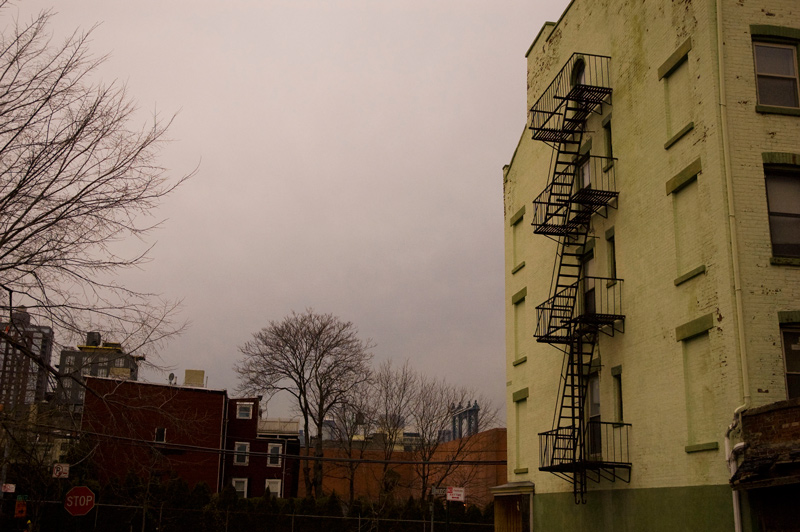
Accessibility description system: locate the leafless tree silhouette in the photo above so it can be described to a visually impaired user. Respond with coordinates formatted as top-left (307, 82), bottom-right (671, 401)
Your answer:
top-left (236, 309), bottom-right (373, 498)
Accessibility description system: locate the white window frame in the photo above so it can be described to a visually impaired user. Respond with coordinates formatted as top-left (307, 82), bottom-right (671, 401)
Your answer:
top-left (114, 357), bottom-right (126, 368)
top-left (233, 442), bottom-right (250, 466)
top-left (753, 41), bottom-right (800, 109)
top-left (232, 478), bottom-right (248, 499)
top-left (236, 402), bottom-right (253, 420)
top-left (265, 479), bottom-right (282, 498)
top-left (267, 442), bottom-right (282, 467)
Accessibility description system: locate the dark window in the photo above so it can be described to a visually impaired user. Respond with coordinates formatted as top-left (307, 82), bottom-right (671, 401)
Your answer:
top-left (587, 373), bottom-right (601, 456)
top-left (765, 166), bottom-right (800, 257)
top-left (614, 373), bottom-right (624, 422)
top-left (234, 442), bottom-right (250, 465)
top-left (581, 249), bottom-right (596, 315)
top-left (268, 443), bottom-right (282, 467)
top-left (155, 427), bottom-right (166, 443)
top-left (237, 403), bottom-right (253, 419)
top-left (607, 235), bottom-right (617, 280)
top-left (604, 121), bottom-right (613, 159)
top-left (782, 327), bottom-right (800, 399)
top-left (754, 43), bottom-right (800, 108)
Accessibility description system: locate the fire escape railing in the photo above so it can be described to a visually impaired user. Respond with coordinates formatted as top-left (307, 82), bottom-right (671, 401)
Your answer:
top-left (530, 53), bottom-right (612, 145)
top-left (535, 277), bottom-right (624, 343)
top-left (531, 155), bottom-right (618, 236)
top-left (539, 421), bottom-right (632, 473)
top-left (526, 53), bottom-right (629, 504)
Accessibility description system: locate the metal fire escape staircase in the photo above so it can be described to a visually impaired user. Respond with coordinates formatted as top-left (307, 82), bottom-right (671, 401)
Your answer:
top-left (528, 54), bottom-right (630, 504)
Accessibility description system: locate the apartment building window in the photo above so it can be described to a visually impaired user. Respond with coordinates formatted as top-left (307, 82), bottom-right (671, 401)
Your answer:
top-left (612, 366), bottom-right (624, 422)
top-left (580, 249), bottom-right (596, 316)
top-left (765, 166), bottom-right (800, 258)
top-left (97, 368), bottom-right (108, 378)
top-left (232, 478), bottom-right (248, 499)
top-left (781, 326), bottom-right (800, 399)
top-left (587, 373), bottom-right (601, 457)
top-left (267, 443), bottom-right (282, 467)
top-left (265, 479), bottom-right (282, 497)
top-left (234, 442), bottom-right (250, 466)
top-left (578, 156), bottom-right (592, 189)
top-left (155, 427), bottom-right (166, 443)
top-left (603, 118), bottom-right (613, 160)
top-left (753, 42), bottom-right (799, 109)
top-left (237, 402), bottom-right (253, 419)
top-left (606, 229), bottom-right (617, 281)
top-left (114, 357), bottom-right (126, 368)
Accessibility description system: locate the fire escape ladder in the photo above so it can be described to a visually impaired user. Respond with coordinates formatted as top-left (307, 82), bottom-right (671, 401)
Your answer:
top-left (529, 53), bottom-right (631, 503)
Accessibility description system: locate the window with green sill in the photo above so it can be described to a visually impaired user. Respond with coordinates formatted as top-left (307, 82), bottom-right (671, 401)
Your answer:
top-left (754, 42), bottom-right (800, 109)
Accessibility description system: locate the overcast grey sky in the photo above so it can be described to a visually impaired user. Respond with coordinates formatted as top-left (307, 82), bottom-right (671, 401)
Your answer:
top-left (11, 0), bottom-right (569, 421)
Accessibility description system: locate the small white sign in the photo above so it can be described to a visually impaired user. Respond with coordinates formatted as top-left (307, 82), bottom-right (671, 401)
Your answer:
top-left (1, 484), bottom-right (15, 493)
top-left (446, 486), bottom-right (465, 502)
top-left (53, 463), bottom-right (70, 479)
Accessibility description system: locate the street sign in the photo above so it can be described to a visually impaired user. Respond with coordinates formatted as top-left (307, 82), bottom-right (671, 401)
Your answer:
top-left (1, 483), bottom-right (15, 493)
top-left (446, 486), bottom-right (465, 502)
top-left (430, 486), bottom-right (447, 497)
top-left (53, 463), bottom-right (70, 479)
top-left (64, 486), bottom-right (95, 516)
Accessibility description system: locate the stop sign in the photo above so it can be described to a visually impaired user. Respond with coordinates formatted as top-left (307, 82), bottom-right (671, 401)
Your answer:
top-left (64, 486), bottom-right (95, 516)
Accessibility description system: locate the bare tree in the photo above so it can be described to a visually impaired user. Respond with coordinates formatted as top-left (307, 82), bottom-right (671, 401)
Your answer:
top-left (406, 376), bottom-right (499, 500)
top-left (236, 310), bottom-right (373, 498)
top-left (327, 378), bottom-right (376, 505)
top-left (0, 5), bottom-right (188, 363)
top-left (372, 359), bottom-right (416, 499)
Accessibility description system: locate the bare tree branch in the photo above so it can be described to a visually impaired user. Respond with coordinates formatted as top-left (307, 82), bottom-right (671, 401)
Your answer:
top-left (235, 309), bottom-right (373, 498)
top-left (0, 5), bottom-right (190, 360)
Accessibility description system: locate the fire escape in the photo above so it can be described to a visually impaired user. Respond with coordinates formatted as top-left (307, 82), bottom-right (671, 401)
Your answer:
top-left (528, 53), bottom-right (631, 504)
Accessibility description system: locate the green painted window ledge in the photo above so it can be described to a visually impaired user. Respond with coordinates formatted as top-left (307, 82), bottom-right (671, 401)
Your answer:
top-left (756, 105), bottom-right (800, 117)
top-left (513, 356), bottom-right (527, 367)
top-left (674, 265), bottom-right (706, 286)
top-left (771, 257), bottom-right (800, 267)
top-left (512, 261), bottom-right (525, 275)
top-left (685, 442), bottom-right (719, 453)
top-left (664, 122), bottom-right (694, 150)
top-left (676, 313), bottom-right (714, 342)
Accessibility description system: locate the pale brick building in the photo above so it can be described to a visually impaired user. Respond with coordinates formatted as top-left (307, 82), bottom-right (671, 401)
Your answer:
top-left (496, 1), bottom-right (800, 530)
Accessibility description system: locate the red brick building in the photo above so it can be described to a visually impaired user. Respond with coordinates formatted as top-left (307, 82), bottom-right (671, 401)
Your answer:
top-left (82, 379), bottom-right (301, 497)
top-left (82, 377), bottom-right (227, 491)
top-left (298, 428), bottom-right (506, 507)
top-left (226, 398), bottom-right (301, 499)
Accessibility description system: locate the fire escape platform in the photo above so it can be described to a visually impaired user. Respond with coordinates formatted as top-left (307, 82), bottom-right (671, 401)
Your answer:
top-left (526, 53), bottom-right (628, 502)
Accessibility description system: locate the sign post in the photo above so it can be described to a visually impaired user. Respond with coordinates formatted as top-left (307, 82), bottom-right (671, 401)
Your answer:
top-left (64, 486), bottom-right (95, 516)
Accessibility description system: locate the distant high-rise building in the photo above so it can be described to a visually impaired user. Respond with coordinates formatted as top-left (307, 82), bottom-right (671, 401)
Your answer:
top-left (56, 332), bottom-right (141, 414)
top-left (0, 307), bottom-right (54, 412)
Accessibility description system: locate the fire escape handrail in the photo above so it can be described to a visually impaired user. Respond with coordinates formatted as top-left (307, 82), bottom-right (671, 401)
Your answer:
top-left (529, 53), bottom-right (613, 140)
